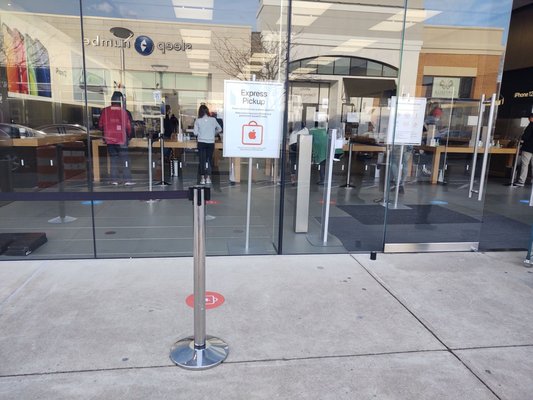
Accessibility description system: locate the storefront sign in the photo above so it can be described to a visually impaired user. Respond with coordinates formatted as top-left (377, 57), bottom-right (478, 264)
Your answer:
top-left (223, 80), bottom-right (284, 158)
top-left (386, 96), bottom-right (426, 145)
top-left (514, 91), bottom-right (533, 98)
top-left (432, 77), bottom-right (460, 99)
top-left (83, 34), bottom-right (192, 55)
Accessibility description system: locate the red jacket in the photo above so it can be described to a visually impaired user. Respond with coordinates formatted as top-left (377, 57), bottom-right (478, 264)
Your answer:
top-left (99, 105), bottom-right (131, 145)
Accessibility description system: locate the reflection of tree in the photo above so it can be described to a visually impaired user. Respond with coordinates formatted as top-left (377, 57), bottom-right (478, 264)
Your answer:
top-left (213, 31), bottom-right (289, 81)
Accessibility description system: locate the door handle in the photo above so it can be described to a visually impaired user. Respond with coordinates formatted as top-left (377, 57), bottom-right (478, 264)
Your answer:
top-left (478, 93), bottom-right (497, 201)
top-left (469, 94), bottom-right (485, 198)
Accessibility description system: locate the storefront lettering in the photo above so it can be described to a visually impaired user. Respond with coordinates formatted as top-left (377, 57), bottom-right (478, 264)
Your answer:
top-left (241, 89), bottom-right (268, 105)
top-left (83, 35), bottom-right (192, 54)
top-left (157, 41), bottom-right (192, 54)
top-left (83, 35), bottom-right (131, 48)
top-left (514, 91), bottom-right (533, 98)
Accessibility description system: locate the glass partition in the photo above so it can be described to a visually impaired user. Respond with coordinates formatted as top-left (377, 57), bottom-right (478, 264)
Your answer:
top-left (0, 4), bottom-right (94, 259)
top-left (80, 0), bottom-right (288, 257)
top-left (0, 0), bottom-right (518, 259)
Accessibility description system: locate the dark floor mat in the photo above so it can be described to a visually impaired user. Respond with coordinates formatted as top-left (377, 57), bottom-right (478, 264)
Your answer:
top-left (337, 204), bottom-right (480, 225)
top-left (479, 213), bottom-right (531, 251)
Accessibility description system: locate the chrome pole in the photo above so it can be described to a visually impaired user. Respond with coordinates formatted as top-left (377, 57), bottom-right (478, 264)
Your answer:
top-left (193, 187), bottom-right (206, 347)
top-left (245, 157), bottom-right (253, 252)
top-left (170, 186), bottom-right (229, 370)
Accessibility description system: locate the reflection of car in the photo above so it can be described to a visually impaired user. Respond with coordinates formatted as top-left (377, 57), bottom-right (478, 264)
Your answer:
top-left (36, 124), bottom-right (87, 135)
top-left (0, 123), bottom-right (45, 138)
top-left (0, 129), bottom-right (13, 147)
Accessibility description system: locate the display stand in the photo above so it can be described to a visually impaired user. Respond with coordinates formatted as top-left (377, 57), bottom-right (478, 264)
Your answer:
top-left (307, 130), bottom-right (343, 247)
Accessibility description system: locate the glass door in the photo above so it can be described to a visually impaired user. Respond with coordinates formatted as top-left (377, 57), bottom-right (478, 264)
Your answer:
top-left (384, 94), bottom-right (499, 251)
top-left (383, 0), bottom-right (513, 252)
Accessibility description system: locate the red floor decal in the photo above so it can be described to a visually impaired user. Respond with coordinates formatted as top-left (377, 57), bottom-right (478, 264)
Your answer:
top-left (186, 291), bottom-right (225, 309)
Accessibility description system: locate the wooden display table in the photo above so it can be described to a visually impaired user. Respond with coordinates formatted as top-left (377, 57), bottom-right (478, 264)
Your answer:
top-left (419, 145), bottom-right (517, 184)
top-left (12, 134), bottom-right (87, 147)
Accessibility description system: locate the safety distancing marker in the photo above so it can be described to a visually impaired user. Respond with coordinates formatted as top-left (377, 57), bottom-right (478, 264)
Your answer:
top-left (319, 199), bottom-right (336, 205)
top-left (206, 200), bottom-right (221, 205)
top-left (186, 291), bottom-right (225, 309)
top-left (81, 200), bottom-right (103, 205)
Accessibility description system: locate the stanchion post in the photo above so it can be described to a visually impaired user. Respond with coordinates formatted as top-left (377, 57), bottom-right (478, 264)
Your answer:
top-left (48, 144), bottom-right (77, 224)
top-left (170, 186), bottom-right (229, 370)
top-left (340, 141), bottom-right (354, 188)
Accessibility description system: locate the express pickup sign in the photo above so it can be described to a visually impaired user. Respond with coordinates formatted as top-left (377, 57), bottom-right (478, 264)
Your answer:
top-left (223, 80), bottom-right (283, 158)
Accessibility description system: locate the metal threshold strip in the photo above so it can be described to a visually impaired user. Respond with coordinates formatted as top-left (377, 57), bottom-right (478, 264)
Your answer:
top-left (384, 242), bottom-right (479, 253)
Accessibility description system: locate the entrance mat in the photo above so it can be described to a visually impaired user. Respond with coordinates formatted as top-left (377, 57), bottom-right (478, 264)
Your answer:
top-left (479, 213), bottom-right (530, 251)
top-left (0, 233), bottom-right (48, 256)
top-left (337, 204), bottom-right (480, 225)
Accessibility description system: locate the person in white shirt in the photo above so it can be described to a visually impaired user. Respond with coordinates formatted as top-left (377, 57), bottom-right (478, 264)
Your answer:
top-left (194, 104), bottom-right (222, 185)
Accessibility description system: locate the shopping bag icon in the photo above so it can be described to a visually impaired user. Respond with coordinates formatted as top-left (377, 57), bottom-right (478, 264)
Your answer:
top-left (242, 121), bottom-right (263, 145)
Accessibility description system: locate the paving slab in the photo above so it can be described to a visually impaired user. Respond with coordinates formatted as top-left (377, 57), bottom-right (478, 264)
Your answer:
top-left (0, 261), bottom-right (43, 304)
top-left (0, 352), bottom-right (497, 400)
top-left (0, 255), bottom-right (443, 376)
top-left (352, 252), bottom-right (533, 348)
top-left (456, 346), bottom-right (533, 400)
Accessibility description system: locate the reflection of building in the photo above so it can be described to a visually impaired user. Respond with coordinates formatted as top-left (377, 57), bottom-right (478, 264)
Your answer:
top-left (0, 11), bottom-right (252, 129)
top-left (258, 0), bottom-right (504, 137)
top-left (0, 6), bottom-right (506, 134)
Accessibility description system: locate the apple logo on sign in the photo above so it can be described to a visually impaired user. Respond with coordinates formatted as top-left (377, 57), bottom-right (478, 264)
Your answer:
top-left (249, 130), bottom-right (256, 140)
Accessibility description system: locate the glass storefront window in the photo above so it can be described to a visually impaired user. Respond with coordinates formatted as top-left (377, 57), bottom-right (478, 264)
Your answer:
top-left (0, 0), bottom-right (523, 259)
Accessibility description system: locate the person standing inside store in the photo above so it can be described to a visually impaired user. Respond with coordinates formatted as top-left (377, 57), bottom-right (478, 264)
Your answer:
top-left (194, 104), bottom-right (221, 185)
top-left (99, 91), bottom-right (134, 185)
top-left (163, 105), bottom-right (173, 139)
top-left (162, 105), bottom-right (174, 160)
top-left (514, 113), bottom-right (533, 187)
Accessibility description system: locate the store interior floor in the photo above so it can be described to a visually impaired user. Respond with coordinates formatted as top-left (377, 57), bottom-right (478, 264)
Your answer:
top-left (1, 152), bottom-right (532, 260)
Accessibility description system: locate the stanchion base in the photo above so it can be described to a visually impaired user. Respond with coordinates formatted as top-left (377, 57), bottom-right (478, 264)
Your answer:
top-left (306, 233), bottom-right (344, 247)
top-left (156, 181), bottom-right (171, 186)
top-left (339, 183), bottom-right (356, 188)
top-left (48, 216), bottom-right (77, 224)
top-left (170, 336), bottom-right (229, 370)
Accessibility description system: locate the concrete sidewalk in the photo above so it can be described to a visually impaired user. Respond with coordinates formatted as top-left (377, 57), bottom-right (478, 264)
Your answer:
top-left (0, 252), bottom-right (532, 399)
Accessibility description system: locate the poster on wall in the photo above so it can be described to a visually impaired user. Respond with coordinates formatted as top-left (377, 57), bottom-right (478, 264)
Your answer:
top-left (386, 96), bottom-right (426, 145)
top-left (0, 21), bottom-right (52, 97)
top-left (432, 77), bottom-right (460, 99)
top-left (223, 80), bottom-right (284, 158)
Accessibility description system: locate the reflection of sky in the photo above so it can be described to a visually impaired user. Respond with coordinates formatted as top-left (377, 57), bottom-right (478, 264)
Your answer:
top-left (0, 0), bottom-right (258, 28)
top-left (0, 0), bottom-right (513, 32)
top-left (425, 0), bottom-right (512, 29)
